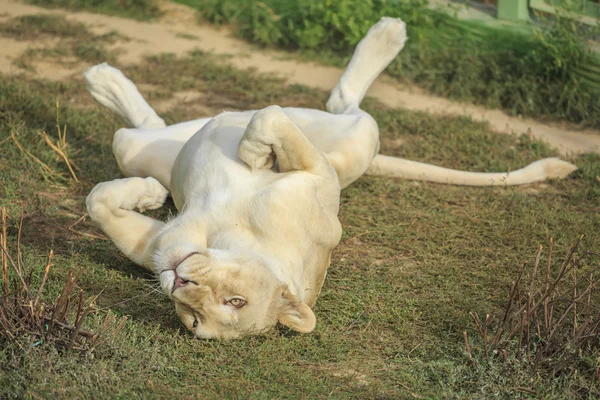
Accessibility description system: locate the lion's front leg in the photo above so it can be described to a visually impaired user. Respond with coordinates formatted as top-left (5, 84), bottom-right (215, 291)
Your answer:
top-left (238, 106), bottom-right (335, 179)
top-left (86, 177), bottom-right (168, 269)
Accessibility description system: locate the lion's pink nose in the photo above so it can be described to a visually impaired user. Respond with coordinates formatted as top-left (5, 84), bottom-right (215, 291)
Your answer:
top-left (172, 270), bottom-right (190, 293)
top-left (174, 275), bottom-right (189, 288)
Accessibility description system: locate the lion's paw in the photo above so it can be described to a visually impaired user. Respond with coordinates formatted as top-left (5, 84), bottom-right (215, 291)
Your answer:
top-left (86, 177), bottom-right (168, 220)
top-left (366, 17), bottom-right (407, 51)
top-left (84, 64), bottom-right (165, 129)
top-left (238, 106), bottom-right (285, 170)
top-left (135, 177), bottom-right (169, 212)
top-left (84, 63), bottom-right (133, 116)
top-left (326, 18), bottom-right (406, 114)
top-left (238, 137), bottom-right (276, 170)
top-left (354, 17), bottom-right (407, 69)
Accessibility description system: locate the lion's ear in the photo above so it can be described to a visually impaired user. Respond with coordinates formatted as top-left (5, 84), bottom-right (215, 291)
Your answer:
top-left (277, 289), bottom-right (316, 333)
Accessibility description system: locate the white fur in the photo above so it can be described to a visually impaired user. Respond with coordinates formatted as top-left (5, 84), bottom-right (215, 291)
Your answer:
top-left (84, 18), bottom-right (577, 338)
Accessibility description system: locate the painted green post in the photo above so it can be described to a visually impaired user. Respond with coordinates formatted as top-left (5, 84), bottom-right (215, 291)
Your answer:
top-left (497, 0), bottom-right (530, 21)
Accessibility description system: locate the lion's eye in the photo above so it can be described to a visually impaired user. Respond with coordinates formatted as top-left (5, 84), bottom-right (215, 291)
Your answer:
top-left (192, 318), bottom-right (198, 328)
top-left (228, 298), bottom-right (246, 308)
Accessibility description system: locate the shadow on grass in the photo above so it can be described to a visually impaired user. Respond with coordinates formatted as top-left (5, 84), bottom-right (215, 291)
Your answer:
top-left (14, 211), bottom-right (183, 331)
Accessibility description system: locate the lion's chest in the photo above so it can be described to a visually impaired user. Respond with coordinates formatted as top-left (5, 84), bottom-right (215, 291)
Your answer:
top-left (245, 173), bottom-right (339, 242)
top-left (193, 170), bottom-right (341, 255)
top-left (172, 122), bottom-right (342, 257)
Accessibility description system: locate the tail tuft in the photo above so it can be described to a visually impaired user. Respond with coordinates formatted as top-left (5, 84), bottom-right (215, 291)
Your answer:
top-left (538, 158), bottom-right (578, 179)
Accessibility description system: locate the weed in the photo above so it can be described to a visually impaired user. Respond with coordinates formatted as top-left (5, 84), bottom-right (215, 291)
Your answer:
top-left (0, 208), bottom-right (126, 353)
top-left (0, 13), bottom-right (89, 40)
top-left (73, 42), bottom-right (112, 64)
top-left (467, 238), bottom-right (600, 397)
top-left (8, 102), bottom-right (80, 184)
top-left (174, 32), bottom-right (199, 40)
top-left (40, 122), bottom-right (79, 183)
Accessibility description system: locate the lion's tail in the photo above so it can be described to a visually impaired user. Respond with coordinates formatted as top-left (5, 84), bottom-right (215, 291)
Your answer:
top-left (366, 155), bottom-right (577, 186)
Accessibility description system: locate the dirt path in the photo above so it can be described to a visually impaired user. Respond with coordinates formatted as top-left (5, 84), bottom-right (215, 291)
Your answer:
top-left (1, 0), bottom-right (599, 155)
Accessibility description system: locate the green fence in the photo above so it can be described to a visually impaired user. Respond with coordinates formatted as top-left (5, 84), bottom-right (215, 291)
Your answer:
top-left (536, 0), bottom-right (600, 20)
top-left (577, 54), bottom-right (600, 91)
top-left (483, 0), bottom-right (600, 91)
top-left (499, 0), bottom-right (600, 24)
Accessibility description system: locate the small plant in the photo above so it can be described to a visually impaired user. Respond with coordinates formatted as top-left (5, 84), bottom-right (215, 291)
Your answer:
top-left (466, 237), bottom-right (600, 394)
top-left (0, 208), bottom-right (126, 352)
top-left (196, 0), bottom-right (432, 51)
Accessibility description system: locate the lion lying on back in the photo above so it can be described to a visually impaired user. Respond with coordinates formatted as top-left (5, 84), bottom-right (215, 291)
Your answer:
top-left (84, 17), bottom-right (576, 339)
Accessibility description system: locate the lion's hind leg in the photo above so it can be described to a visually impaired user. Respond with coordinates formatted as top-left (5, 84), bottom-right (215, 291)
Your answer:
top-left (85, 63), bottom-right (214, 189)
top-left (315, 17), bottom-right (406, 187)
top-left (84, 63), bottom-right (167, 129)
top-left (326, 17), bottom-right (407, 115)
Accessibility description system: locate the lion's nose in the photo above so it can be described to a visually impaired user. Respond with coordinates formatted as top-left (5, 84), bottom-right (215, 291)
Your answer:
top-left (171, 269), bottom-right (192, 293)
top-left (174, 275), bottom-right (189, 288)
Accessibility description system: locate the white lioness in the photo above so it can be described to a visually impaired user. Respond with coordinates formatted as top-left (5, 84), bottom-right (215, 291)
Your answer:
top-left (85, 18), bottom-right (576, 339)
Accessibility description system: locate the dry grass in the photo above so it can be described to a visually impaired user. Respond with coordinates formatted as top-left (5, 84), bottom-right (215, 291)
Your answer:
top-left (40, 118), bottom-right (79, 182)
top-left (467, 237), bottom-right (600, 396)
top-left (10, 108), bottom-right (79, 183)
top-left (0, 207), bottom-right (125, 352)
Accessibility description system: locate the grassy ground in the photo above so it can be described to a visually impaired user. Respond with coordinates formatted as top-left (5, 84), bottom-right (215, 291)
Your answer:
top-left (23, 0), bottom-right (162, 20)
top-left (1, 12), bottom-right (600, 400)
top-left (0, 14), bottom-right (124, 71)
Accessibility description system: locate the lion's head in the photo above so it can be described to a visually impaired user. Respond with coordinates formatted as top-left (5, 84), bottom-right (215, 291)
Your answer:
top-left (153, 241), bottom-right (316, 339)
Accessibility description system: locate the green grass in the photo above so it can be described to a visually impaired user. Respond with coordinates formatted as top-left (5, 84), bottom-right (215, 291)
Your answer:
top-left (0, 13), bottom-right (90, 39)
top-left (181, 0), bottom-right (600, 129)
top-left (0, 49), bottom-right (599, 398)
top-left (24, 0), bottom-right (162, 21)
top-left (0, 14), bottom-right (124, 71)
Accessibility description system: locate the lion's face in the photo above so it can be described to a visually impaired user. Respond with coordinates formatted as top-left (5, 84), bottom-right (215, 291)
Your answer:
top-left (153, 242), bottom-right (316, 339)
